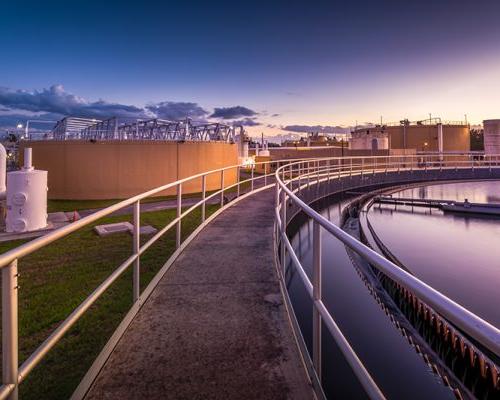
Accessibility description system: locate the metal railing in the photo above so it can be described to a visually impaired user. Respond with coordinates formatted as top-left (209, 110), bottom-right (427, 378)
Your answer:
top-left (274, 153), bottom-right (500, 399)
top-left (0, 157), bottom-right (315, 400)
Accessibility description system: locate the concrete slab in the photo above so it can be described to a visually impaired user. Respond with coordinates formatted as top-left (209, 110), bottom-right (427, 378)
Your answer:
top-left (94, 222), bottom-right (133, 237)
top-left (138, 225), bottom-right (158, 235)
top-left (48, 211), bottom-right (69, 223)
top-left (85, 189), bottom-right (312, 400)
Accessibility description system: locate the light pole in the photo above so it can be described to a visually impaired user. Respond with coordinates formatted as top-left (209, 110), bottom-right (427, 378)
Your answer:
top-left (23, 120), bottom-right (57, 140)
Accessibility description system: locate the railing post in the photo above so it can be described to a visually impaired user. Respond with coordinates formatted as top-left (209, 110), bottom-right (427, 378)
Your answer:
top-left (251, 166), bottom-right (254, 192)
top-left (264, 163), bottom-right (268, 186)
top-left (201, 174), bottom-right (206, 222)
top-left (176, 183), bottom-right (182, 248)
top-left (280, 190), bottom-right (287, 275)
top-left (220, 169), bottom-right (225, 207)
top-left (236, 167), bottom-right (240, 198)
top-left (312, 221), bottom-right (322, 382)
top-left (133, 200), bottom-right (140, 302)
top-left (3, 259), bottom-right (19, 400)
top-left (307, 161), bottom-right (311, 188)
top-left (298, 162), bottom-right (302, 189)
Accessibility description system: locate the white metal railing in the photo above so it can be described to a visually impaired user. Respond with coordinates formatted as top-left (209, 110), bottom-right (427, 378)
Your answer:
top-left (274, 153), bottom-right (500, 399)
top-left (0, 157), bottom-right (317, 400)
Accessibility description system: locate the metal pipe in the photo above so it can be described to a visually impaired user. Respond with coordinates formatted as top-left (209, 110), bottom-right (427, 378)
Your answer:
top-left (201, 175), bottom-right (206, 222)
top-left (236, 167), bottom-right (240, 198)
top-left (23, 148), bottom-right (33, 170)
top-left (176, 183), bottom-right (182, 249)
top-left (133, 201), bottom-right (140, 302)
top-left (251, 166), bottom-right (254, 192)
top-left (312, 221), bottom-right (322, 381)
top-left (220, 169), bottom-right (225, 207)
top-left (2, 260), bottom-right (18, 400)
top-left (280, 190), bottom-right (287, 274)
top-left (17, 254), bottom-right (137, 383)
top-left (275, 160), bottom-right (500, 357)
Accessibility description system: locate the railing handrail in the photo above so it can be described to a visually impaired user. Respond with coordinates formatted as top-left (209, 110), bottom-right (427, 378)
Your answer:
top-left (0, 156), bottom-right (319, 268)
top-left (274, 154), bottom-right (500, 399)
top-left (276, 157), bottom-right (500, 353)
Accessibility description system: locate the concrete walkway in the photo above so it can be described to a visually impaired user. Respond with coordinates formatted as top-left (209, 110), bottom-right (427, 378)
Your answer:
top-left (85, 189), bottom-right (313, 400)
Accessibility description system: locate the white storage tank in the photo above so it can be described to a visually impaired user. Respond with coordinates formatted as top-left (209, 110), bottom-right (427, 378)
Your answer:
top-left (483, 119), bottom-right (500, 155)
top-left (6, 148), bottom-right (48, 233)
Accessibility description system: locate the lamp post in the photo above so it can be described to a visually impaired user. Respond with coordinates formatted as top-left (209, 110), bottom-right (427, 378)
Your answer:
top-left (23, 120), bottom-right (57, 140)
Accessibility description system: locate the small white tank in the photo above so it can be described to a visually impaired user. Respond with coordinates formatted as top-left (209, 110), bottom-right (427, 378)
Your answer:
top-left (6, 148), bottom-right (48, 233)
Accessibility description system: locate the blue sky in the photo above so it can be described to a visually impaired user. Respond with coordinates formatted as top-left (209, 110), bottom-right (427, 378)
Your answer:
top-left (1, 0), bottom-right (500, 135)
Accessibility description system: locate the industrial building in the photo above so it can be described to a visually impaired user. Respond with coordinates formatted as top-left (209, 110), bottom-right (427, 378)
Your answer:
top-left (349, 118), bottom-right (470, 153)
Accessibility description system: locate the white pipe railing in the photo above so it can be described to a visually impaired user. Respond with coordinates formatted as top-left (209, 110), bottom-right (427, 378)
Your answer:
top-left (0, 157), bottom-right (317, 400)
top-left (274, 153), bottom-right (500, 399)
top-left (0, 153), bottom-right (499, 399)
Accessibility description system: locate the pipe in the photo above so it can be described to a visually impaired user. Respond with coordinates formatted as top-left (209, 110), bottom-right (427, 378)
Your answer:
top-left (0, 144), bottom-right (6, 199)
top-left (23, 148), bottom-right (33, 171)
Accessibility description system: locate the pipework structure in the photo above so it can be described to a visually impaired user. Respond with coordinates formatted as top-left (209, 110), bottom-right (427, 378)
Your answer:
top-left (48, 117), bottom-right (241, 143)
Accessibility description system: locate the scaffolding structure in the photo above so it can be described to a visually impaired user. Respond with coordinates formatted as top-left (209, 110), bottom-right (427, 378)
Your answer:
top-left (51, 117), bottom-right (241, 142)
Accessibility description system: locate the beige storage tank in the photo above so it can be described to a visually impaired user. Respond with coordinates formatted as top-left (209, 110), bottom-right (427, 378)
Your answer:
top-left (483, 119), bottom-right (500, 155)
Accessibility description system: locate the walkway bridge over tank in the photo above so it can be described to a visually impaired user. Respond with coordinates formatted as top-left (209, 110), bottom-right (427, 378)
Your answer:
top-left (0, 154), bottom-right (499, 399)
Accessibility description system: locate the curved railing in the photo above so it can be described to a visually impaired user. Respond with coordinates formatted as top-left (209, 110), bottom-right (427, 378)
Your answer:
top-left (274, 154), bottom-right (500, 400)
top-left (0, 157), bottom-right (316, 400)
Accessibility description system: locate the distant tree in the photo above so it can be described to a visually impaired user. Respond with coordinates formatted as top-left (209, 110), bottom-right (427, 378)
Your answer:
top-left (470, 129), bottom-right (484, 151)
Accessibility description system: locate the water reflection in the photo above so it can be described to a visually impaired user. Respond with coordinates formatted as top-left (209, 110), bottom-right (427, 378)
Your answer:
top-left (368, 180), bottom-right (500, 328)
top-left (287, 194), bottom-right (454, 400)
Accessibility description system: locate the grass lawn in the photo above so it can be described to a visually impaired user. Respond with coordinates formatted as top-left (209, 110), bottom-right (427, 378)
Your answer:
top-left (47, 181), bottom-right (255, 213)
top-left (0, 204), bottom-right (219, 399)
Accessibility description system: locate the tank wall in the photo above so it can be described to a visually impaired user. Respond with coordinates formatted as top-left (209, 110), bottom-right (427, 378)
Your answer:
top-left (387, 125), bottom-right (470, 151)
top-left (19, 141), bottom-right (238, 200)
top-left (483, 120), bottom-right (500, 155)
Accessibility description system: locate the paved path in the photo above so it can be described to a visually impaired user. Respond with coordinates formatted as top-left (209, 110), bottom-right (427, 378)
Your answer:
top-left (85, 189), bottom-right (312, 400)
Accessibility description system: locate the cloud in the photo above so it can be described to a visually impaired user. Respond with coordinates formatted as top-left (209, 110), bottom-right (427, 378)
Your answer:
top-left (283, 125), bottom-right (350, 134)
top-left (0, 85), bottom-right (279, 132)
top-left (145, 101), bottom-right (208, 120)
top-left (210, 106), bottom-right (257, 119)
top-left (232, 118), bottom-right (261, 127)
top-left (271, 113), bottom-right (280, 117)
top-left (0, 84), bottom-right (146, 119)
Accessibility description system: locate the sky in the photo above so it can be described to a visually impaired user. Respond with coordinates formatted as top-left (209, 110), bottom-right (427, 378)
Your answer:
top-left (1, 0), bottom-right (500, 136)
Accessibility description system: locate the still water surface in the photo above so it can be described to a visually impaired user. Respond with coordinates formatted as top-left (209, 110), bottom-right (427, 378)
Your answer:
top-left (367, 180), bottom-right (500, 328)
top-left (287, 194), bottom-right (454, 400)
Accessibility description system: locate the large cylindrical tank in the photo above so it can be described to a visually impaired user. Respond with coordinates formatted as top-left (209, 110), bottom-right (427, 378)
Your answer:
top-left (483, 119), bottom-right (500, 155)
top-left (6, 148), bottom-right (48, 233)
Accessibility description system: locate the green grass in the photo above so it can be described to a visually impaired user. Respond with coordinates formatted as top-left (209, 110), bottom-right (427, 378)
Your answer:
top-left (0, 204), bottom-right (219, 399)
top-left (47, 180), bottom-right (254, 213)
top-left (47, 195), bottom-right (183, 213)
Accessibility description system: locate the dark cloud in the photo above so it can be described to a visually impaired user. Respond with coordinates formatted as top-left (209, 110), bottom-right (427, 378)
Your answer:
top-left (146, 101), bottom-right (207, 120)
top-left (0, 84), bottom-right (146, 120)
top-left (271, 113), bottom-right (280, 117)
top-left (0, 85), bottom-right (275, 132)
top-left (283, 125), bottom-right (350, 134)
top-left (210, 106), bottom-right (257, 120)
top-left (232, 118), bottom-right (261, 127)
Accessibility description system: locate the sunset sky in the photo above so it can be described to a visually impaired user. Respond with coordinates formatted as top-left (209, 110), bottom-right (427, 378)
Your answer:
top-left (1, 0), bottom-right (500, 136)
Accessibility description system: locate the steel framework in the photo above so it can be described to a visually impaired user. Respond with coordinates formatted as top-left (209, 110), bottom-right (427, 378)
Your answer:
top-left (69, 118), bottom-right (241, 142)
